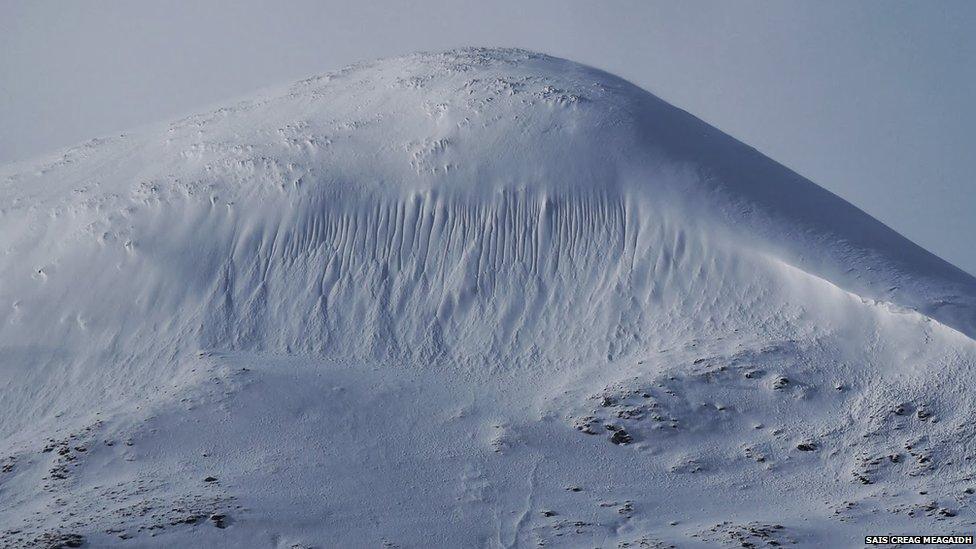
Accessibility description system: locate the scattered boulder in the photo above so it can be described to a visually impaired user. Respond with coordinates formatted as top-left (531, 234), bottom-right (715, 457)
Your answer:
top-left (573, 416), bottom-right (599, 434)
top-left (610, 429), bottom-right (633, 445)
top-left (209, 513), bottom-right (228, 529)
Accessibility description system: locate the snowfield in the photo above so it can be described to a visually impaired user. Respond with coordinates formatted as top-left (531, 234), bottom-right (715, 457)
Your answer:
top-left (1, 48), bottom-right (975, 548)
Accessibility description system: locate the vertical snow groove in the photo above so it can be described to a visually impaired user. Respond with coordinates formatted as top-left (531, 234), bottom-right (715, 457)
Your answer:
top-left (265, 190), bottom-right (631, 279)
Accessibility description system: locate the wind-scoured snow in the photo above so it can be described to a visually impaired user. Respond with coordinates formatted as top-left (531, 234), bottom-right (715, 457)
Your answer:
top-left (1, 48), bottom-right (975, 547)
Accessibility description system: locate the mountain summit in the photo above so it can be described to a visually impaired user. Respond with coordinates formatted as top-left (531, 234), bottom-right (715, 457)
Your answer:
top-left (1, 48), bottom-right (974, 547)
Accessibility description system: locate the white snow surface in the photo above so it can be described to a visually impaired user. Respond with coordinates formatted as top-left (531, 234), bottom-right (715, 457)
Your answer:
top-left (1, 48), bottom-right (975, 547)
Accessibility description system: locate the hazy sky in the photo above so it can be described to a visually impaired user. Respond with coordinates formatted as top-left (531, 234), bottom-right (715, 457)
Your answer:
top-left (2, 0), bottom-right (974, 274)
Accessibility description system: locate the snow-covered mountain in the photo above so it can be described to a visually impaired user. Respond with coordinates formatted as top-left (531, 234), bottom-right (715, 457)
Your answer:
top-left (1, 48), bottom-right (974, 548)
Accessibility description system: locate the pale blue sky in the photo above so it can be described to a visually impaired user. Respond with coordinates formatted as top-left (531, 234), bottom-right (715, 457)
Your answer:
top-left (1, 0), bottom-right (973, 274)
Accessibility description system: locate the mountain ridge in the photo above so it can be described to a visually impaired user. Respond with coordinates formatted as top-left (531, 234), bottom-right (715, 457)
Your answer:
top-left (3, 47), bottom-right (971, 342)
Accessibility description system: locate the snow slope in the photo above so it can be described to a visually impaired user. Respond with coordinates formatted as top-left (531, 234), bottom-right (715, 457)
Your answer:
top-left (1, 48), bottom-right (975, 547)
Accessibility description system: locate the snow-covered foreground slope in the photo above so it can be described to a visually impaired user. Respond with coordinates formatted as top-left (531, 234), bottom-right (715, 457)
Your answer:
top-left (1, 48), bottom-right (975, 547)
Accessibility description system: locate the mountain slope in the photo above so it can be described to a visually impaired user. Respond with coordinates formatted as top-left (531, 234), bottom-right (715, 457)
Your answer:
top-left (1, 48), bottom-right (974, 547)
